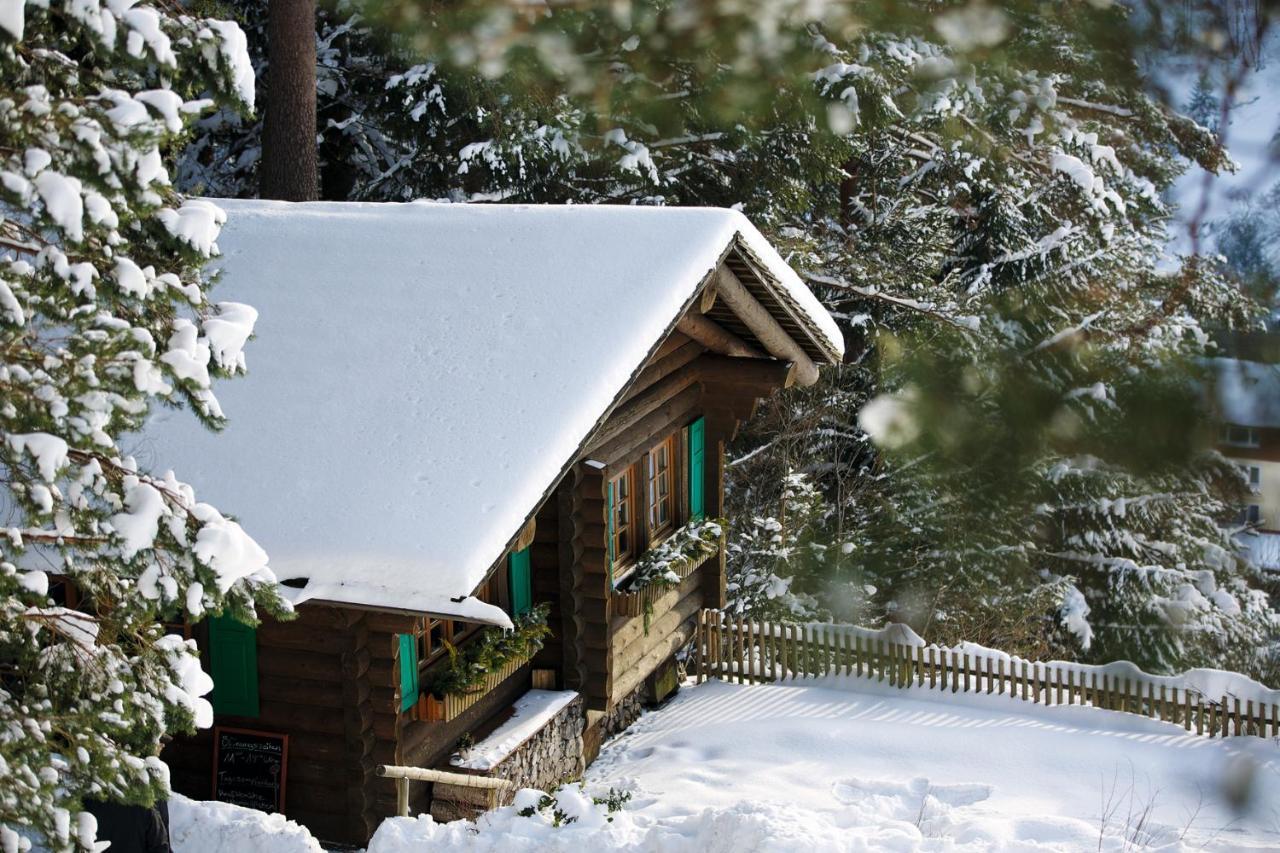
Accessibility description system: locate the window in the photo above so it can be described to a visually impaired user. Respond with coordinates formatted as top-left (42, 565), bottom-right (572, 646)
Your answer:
top-left (414, 577), bottom-right (495, 666)
top-left (1240, 464), bottom-right (1262, 491)
top-left (1221, 424), bottom-right (1261, 448)
top-left (1236, 505), bottom-right (1263, 525)
top-left (609, 468), bottom-right (636, 567)
top-left (646, 435), bottom-right (676, 538)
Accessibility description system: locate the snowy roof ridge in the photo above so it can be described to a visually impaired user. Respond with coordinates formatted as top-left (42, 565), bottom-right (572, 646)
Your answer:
top-left (144, 200), bottom-right (841, 624)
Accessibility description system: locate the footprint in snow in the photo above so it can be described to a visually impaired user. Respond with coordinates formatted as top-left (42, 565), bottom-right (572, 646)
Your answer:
top-left (831, 777), bottom-right (993, 808)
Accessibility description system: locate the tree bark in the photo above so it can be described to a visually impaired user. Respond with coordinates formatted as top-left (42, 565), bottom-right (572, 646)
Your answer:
top-left (260, 0), bottom-right (318, 201)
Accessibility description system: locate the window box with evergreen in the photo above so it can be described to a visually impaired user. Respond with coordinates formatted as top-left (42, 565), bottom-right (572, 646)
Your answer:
top-left (401, 604), bottom-right (550, 723)
top-left (612, 518), bottom-right (725, 618)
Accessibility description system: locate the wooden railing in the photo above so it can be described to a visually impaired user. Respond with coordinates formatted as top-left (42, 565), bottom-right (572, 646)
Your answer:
top-left (377, 765), bottom-right (512, 816)
top-left (693, 609), bottom-right (1280, 740)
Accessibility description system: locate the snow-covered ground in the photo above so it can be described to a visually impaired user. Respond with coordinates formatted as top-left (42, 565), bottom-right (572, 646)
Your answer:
top-left (176, 676), bottom-right (1280, 852)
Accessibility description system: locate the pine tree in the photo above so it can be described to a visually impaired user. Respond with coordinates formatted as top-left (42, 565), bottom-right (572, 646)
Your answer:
top-left (0, 2), bottom-right (287, 849)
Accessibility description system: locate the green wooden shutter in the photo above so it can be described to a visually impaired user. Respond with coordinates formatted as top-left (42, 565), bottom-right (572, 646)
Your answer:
top-left (208, 615), bottom-right (259, 718)
top-left (606, 480), bottom-right (615, 587)
top-left (688, 416), bottom-right (706, 521)
top-left (397, 633), bottom-right (419, 712)
top-left (509, 547), bottom-right (532, 618)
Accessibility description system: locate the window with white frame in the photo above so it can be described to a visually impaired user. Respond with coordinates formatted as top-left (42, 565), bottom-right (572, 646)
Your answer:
top-left (1221, 424), bottom-right (1261, 448)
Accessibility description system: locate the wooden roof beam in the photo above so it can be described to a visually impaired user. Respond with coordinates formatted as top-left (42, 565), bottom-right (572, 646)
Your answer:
top-left (714, 266), bottom-right (820, 386)
top-left (676, 312), bottom-right (765, 359)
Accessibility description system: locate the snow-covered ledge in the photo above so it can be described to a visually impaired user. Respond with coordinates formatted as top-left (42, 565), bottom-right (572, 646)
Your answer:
top-left (433, 690), bottom-right (586, 822)
top-left (451, 690), bottom-right (579, 771)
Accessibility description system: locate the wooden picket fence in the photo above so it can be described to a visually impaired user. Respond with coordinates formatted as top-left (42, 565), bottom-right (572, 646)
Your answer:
top-left (692, 609), bottom-right (1280, 740)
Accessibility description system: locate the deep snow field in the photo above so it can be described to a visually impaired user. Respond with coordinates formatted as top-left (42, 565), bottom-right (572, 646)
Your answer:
top-left (174, 676), bottom-right (1280, 852)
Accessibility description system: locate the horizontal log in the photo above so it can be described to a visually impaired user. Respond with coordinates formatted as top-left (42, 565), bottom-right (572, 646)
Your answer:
top-left (589, 364), bottom-right (701, 453)
top-left (651, 330), bottom-right (692, 361)
top-left (258, 648), bottom-right (344, 682)
top-left (255, 700), bottom-right (346, 736)
top-left (676, 313), bottom-right (765, 359)
top-left (695, 353), bottom-right (794, 391)
top-left (612, 614), bottom-right (697, 702)
top-left (612, 590), bottom-right (704, 673)
top-left (715, 266), bottom-right (819, 386)
top-left (256, 621), bottom-right (350, 656)
top-left (588, 384), bottom-right (701, 464)
top-left (627, 340), bottom-right (706, 399)
top-left (609, 577), bottom-right (702, 646)
top-left (377, 765), bottom-right (513, 790)
top-left (259, 675), bottom-right (345, 708)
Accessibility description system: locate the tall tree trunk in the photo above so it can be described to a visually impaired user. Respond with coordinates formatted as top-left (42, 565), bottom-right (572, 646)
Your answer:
top-left (260, 0), bottom-right (318, 201)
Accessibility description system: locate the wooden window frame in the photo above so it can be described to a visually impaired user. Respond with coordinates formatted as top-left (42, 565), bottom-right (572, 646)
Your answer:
top-left (414, 577), bottom-right (495, 671)
top-left (645, 434), bottom-right (677, 542)
top-left (609, 467), bottom-right (637, 572)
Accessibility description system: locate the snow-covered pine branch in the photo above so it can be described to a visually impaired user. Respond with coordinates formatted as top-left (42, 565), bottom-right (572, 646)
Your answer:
top-left (1, 2), bottom-right (287, 849)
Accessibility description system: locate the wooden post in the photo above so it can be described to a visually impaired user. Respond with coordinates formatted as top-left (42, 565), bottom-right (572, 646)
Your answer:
top-left (770, 621), bottom-right (780, 682)
top-left (694, 610), bottom-right (704, 684)
top-left (1233, 697), bottom-right (1242, 737)
top-left (1196, 696), bottom-right (1205, 736)
top-left (996, 658), bottom-right (1005, 696)
top-left (731, 616), bottom-right (742, 684)
top-left (823, 625), bottom-right (832, 677)
top-left (779, 623), bottom-right (789, 681)
top-left (1022, 661), bottom-right (1031, 701)
top-left (396, 777), bottom-right (409, 817)
top-left (1247, 700), bottom-right (1255, 737)
top-left (1159, 685), bottom-right (1167, 722)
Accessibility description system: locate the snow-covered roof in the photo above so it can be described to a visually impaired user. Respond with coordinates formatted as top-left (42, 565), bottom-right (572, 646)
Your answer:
top-left (143, 200), bottom-right (841, 625)
top-left (1213, 357), bottom-right (1280, 428)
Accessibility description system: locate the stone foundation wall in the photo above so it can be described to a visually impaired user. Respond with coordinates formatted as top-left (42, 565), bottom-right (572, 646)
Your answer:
top-left (490, 693), bottom-right (586, 795)
top-left (430, 694), bottom-right (586, 821)
top-left (599, 682), bottom-right (645, 742)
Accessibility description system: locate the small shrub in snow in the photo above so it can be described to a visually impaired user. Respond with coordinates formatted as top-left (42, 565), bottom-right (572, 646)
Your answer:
top-left (515, 785), bottom-right (632, 826)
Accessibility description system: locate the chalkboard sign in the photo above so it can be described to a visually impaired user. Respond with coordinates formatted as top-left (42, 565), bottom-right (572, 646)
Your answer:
top-left (212, 727), bottom-right (288, 813)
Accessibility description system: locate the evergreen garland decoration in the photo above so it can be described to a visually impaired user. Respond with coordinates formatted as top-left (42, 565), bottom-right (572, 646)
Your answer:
top-left (620, 518), bottom-right (726, 596)
top-left (423, 604), bottom-right (551, 699)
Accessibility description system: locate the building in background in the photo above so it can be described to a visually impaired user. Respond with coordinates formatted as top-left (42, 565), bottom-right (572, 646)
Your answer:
top-left (1214, 357), bottom-right (1280, 571)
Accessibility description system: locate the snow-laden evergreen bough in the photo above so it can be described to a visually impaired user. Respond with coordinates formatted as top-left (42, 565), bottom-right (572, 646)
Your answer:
top-left (0, 2), bottom-right (287, 849)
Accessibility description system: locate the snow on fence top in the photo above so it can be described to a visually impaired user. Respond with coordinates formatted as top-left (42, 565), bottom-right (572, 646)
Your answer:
top-left (143, 200), bottom-right (842, 625)
top-left (710, 613), bottom-right (1280, 709)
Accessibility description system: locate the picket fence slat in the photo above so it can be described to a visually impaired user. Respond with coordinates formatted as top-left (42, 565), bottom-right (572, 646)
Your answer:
top-left (694, 610), bottom-right (1268, 741)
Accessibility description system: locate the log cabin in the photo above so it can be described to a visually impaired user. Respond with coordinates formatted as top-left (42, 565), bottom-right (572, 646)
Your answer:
top-left (152, 200), bottom-right (843, 845)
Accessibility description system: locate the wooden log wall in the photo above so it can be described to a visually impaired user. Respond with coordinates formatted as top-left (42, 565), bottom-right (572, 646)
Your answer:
top-left (573, 320), bottom-right (782, 713)
top-left (162, 606), bottom-right (383, 846)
